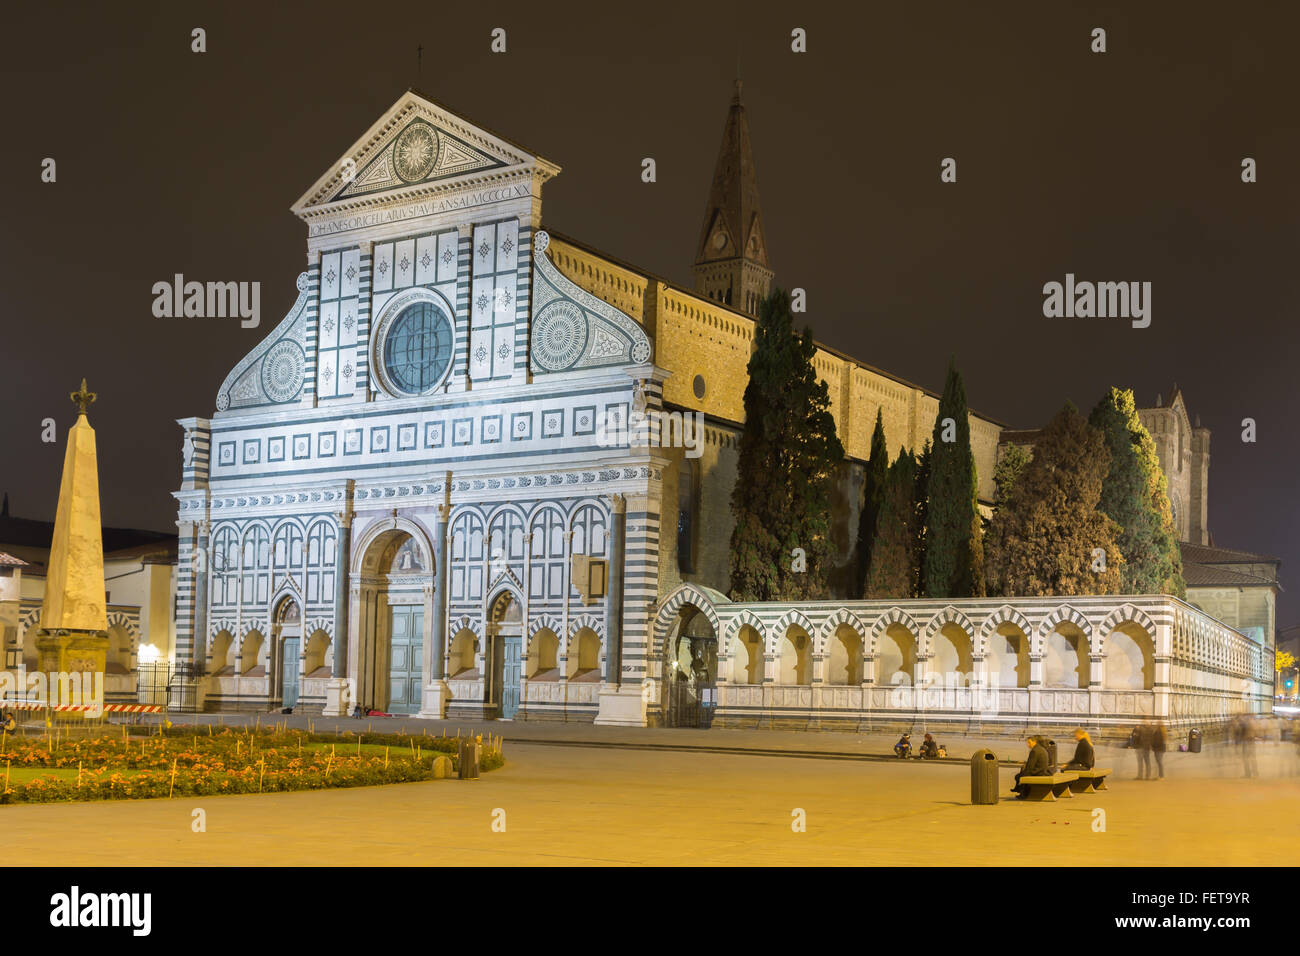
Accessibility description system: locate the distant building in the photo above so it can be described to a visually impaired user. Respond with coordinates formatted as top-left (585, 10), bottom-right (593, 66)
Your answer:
top-left (0, 498), bottom-right (176, 701)
top-left (999, 390), bottom-right (1278, 646)
top-left (1136, 387), bottom-right (1210, 546)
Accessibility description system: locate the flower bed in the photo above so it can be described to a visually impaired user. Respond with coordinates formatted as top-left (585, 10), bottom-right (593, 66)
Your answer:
top-left (0, 727), bottom-right (504, 804)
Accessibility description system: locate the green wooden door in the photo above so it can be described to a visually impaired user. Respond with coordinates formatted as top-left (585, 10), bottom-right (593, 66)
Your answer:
top-left (281, 637), bottom-right (300, 708)
top-left (389, 606), bottom-right (424, 715)
top-left (501, 634), bottom-right (521, 719)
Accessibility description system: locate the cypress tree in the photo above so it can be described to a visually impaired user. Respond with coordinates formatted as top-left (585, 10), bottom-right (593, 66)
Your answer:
top-left (985, 402), bottom-right (1123, 596)
top-left (855, 408), bottom-right (889, 597)
top-left (1088, 388), bottom-right (1186, 597)
top-left (922, 358), bottom-right (985, 597)
top-left (728, 289), bottom-right (845, 601)
top-left (867, 447), bottom-right (920, 598)
top-left (913, 440), bottom-right (931, 595)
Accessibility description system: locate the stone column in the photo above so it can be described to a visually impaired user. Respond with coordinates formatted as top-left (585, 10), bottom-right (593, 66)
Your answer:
top-left (595, 493), bottom-right (644, 726)
top-left (323, 510), bottom-right (353, 717)
top-left (420, 501), bottom-right (453, 718)
top-left (603, 494), bottom-right (626, 685)
top-left (192, 520), bottom-right (210, 670)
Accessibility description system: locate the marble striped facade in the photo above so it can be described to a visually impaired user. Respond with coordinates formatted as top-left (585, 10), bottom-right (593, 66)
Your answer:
top-left (650, 585), bottom-right (1273, 734)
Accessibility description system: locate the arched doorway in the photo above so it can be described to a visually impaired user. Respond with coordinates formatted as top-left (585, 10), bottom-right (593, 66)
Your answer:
top-left (355, 528), bottom-right (430, 715)
top-left (488, 590), bottom-right (523, 719)
top-left (272, 596), bottom-right (302, 708)
top-left (663, 605), bottom-right (717, 728)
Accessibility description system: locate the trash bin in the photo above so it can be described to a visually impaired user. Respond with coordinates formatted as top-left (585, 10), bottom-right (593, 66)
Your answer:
top-left (971, 749), bottom-right (999, 805)
top-left (1188, 728), bottom-right (1202, 753)
top-left (458, 738), bottom-right (481, 780)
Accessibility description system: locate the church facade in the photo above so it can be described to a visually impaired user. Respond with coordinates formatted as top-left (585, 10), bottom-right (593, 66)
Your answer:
top-left (172, 88), bottom-right (1272, 732)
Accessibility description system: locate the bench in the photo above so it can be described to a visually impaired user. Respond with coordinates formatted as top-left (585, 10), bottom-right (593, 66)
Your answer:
top-left (1016, 772), bottom-right (1078, 801)
top-left (1066, 768), bottom-right (1111, 794)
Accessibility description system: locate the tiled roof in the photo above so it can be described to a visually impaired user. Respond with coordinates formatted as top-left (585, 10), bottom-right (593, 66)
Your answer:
top-left (1180, 542), bottom-right (1280, 565)
top-left (0, 552), bottom-right (27, 567)
top-left (1182, 562), bottom-right (1275, 588)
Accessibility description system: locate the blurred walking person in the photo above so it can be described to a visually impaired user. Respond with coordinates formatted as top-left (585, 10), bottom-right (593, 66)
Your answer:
top-left (1150, 720), bottom-right (1167, 779)
top-left (1240, 715), bottom-right (1258, 778)
top-left (1131, 722), bottom-right (1151, 780)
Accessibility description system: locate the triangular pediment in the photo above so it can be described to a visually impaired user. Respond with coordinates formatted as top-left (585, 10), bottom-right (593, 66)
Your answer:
top-left (292, 90), bottom-right (559, 216)
top-left (697, 209), bottom-right (736, 262)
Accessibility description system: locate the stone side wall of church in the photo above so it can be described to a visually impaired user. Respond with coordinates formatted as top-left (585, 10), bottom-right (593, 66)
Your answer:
top-left (548, 238), bottom-right (1000, 502)
top-left (551, 238), bottom-right (1004, 603)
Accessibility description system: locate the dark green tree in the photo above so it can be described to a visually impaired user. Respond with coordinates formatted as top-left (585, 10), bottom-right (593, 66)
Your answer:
top-left (855, 408), bottom-right (889, 597)
top-left (922, 359), bottom-right (985, 597)
top-left (985, 402), bottom-right (1123, 596)
top-left (867, 447), bottom-right (920, 598)
top-left (993, 444), bottom-right (1032, 512)
top-left (1089, 387), bottom-right (1185, 597)
top-left (913, 440), bottom-right (931, 594)
top-left (728, 289), bottom-right (845, 601)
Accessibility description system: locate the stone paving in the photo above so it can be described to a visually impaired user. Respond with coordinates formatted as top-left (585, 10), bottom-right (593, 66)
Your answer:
top-left (1, 731), bottom-right (1294, 866)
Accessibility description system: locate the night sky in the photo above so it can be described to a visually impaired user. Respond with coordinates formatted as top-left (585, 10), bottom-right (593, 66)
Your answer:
top-left (2, 1), bottom-right (1295, 621)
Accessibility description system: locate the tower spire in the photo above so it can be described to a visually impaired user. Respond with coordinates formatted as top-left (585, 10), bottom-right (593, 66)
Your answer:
top-left (692, 82), bottom-right (773, 316)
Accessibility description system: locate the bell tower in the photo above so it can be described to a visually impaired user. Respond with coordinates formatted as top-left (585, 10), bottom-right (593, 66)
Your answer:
top-left (692, 80), bottom-right (774, 316)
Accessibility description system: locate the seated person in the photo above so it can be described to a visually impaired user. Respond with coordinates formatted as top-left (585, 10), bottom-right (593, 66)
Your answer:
top-left (893, 733), bottom-right (912, 758)
top-left (1061, 728), bottom-right (1095, 771)
top-left (918, 733), bottom-right (940, 759)
top-left (1012, 736), bottom-right (1050, 797)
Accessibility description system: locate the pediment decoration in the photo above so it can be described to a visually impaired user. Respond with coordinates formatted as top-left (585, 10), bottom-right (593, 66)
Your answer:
top-left (331, 117), bottom-right (507, 201)
top-left (215, 273), bottom-right (309, 414)
top-left (292, 92), bottom-right (557, 217)
top-left (488, 565), bottom-right (523, 594)
top-left (530, 232), bottom-right (652, 374)
top-left (699, 210), bottom-right (734, 261)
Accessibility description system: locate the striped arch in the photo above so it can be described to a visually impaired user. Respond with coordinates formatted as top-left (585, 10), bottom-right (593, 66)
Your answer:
top-left (975, 605), bottom-right (1033, 656)
top-left (920, 606), bottom-right (976, 656)
top-left (208, 619), bottom-right (239, 645)
top-left (268, 579), bottom-right (304, 622)
top-left (817, 608), bottom-right (870, 657)
top-left (1034, 604), bottom-right (1094, 655)
top-left (527, 613), bottom-right (563, 642)
top-left (451, 614), bottom-right (485, 640)
top-left (723, 609), bottom-right (768, 646)
top-left (304, 618), bottom-right (334, 639)
top-left (865, 607), bottom-right (920, 655)
top-left (567, 614), bottom-right (605, 652)
top-left (652, 583), bottom-right (722, 660)
top-left (18, 605), bottom-right (43, 637)
top-left (772, 608), bottom-right (817, 656)
top-left (105, 612), bottom-right (141, 659)
top-left (1096, 603), bottom-right (1158, 655)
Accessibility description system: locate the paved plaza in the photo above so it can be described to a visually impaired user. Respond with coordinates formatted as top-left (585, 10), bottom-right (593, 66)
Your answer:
top-left (2, 722), bottom-right (1294, 866)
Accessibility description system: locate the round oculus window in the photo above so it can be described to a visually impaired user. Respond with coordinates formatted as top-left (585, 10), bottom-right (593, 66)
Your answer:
top-left (382, 302), bottom-right (453, 395)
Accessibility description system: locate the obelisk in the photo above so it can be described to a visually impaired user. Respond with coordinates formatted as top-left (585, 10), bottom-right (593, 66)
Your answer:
top-left (35, 380), bottom-right (109, 692)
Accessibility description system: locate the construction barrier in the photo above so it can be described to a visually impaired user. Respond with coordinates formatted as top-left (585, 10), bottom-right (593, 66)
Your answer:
top-left (0, 702), bottom-right (164, 713)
